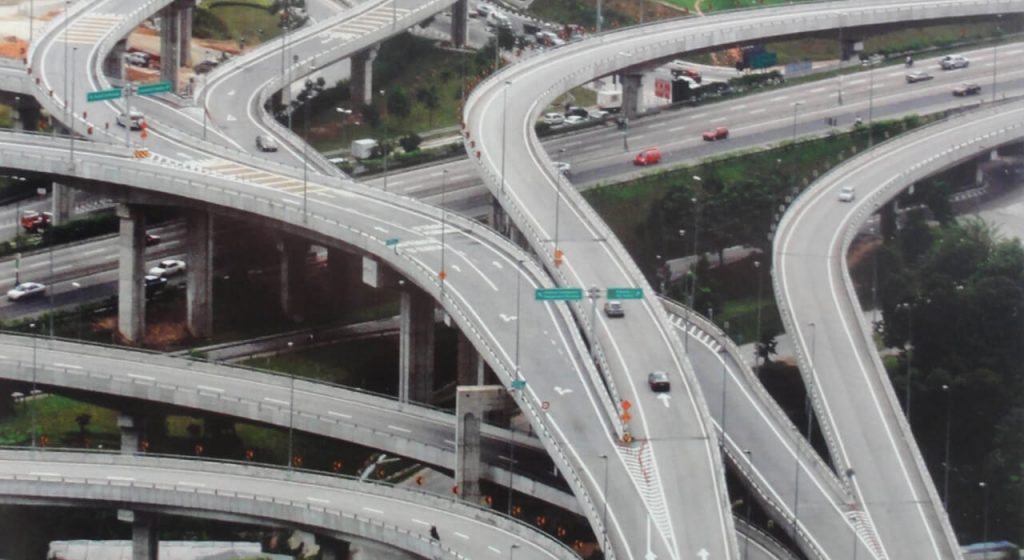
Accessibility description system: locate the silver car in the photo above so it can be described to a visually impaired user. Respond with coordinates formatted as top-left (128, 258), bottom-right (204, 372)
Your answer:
top-left (256, 135), bottom-right (279, 152)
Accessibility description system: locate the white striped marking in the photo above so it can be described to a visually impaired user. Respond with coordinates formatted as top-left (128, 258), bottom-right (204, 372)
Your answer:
top-left (53, 363), bottom-right (81, 370)
top-left (197, 385), bottom-right (224, 393)
top-left (328, 410), bottom-right (351, 419)
top-left (388, 425), bottom-right (412, 434)
top-left (127, 373), bottom-right (155, 381)
top-left (263, 397), bottom-right (288, 405)
top-left (363, 507), bottom-right (383, 514)
top-left (308, 497), bottom-right (330, 504)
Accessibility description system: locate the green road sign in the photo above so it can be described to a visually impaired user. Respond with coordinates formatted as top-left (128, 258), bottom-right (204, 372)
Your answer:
top-left (511, 379), bottom-right (526, 390)
top-left (385, 238), bottom-right (399, 247)
top-left (750, 52), bottom-right (778, 70)
top-left (607, 287), bottom-right (644, 299)
top-left (535, 288), bottom-right (583, 301)
top-left (137, 81), bottom-right (173, 96)
top-left (86, 88), bottom-right (122, 102)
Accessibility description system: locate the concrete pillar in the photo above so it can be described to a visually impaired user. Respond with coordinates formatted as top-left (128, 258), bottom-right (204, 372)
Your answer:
top-left (455, 386), bottom-right (507, 502)
top-left (490, 196), bottom-right (507, 235)
top-left (278, 236), bottom-right (309, 321)
top-left (317, 536), bottom-right (345, 560)
top-left (131, 512), bottom-right (158, 560)
top-left (12, 96), bottom-right (40, 131)
top-left (177, 1), bottom-right (193, 68)
top-left (350, 46), bottom-right (378, 107)
top-left (976, 148), bottom-right (1000, 185)
top-left (159, 4), bottom-right (181, 91)
top-left (118, 414), bottom-right (140, 454)
top-left (621, 72), bottom-right (643, 120)
top-left (450, 0), bottom-right (468, 48)
top-left (51, 182), bottom-right (73, 225)
top-left (186, 210), bottom-right (213, 338)
top-left (399, 288), bottom-right (435, 404)
top-left (105, 39), bottom-right (126, 80)
top-left (457, 331), bottom-right (483, 386)
top-left (117, 204), bottom-right (146, 343)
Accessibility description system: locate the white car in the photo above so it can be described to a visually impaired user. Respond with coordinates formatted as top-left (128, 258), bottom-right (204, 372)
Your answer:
top-left (7, 282), bottom-right (45, 301)
top-left (564, 115), bottom-right (586, 125)
top-left (542, 113), bottom-right (565, 126)
top-left (939, 54), bottom-right (969, 70)
top-left (116, 109), bottom-right (145, 130)
top-left (838, 186), bottom-right (856, 202)
top-left (256, 135), bottom-right (279, 152)
top-left (148, 259), bottom-right (186, 277)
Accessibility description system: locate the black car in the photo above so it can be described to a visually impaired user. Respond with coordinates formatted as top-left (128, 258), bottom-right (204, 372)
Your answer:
top-left (564, 106), bottom-right (589, 118)
top-left (952, 82), bottom-right (981, 96)
top-left (648, 371), bottom-right (671, 392)
top-left (144, 275), bottom-right (168, 296)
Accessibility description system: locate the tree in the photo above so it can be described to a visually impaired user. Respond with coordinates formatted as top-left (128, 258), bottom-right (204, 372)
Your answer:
top-left (386, 86), bottom-right (411, 118)
top-left (417, 85), bottom-right (441, 127)
top-left (399, 133), bottom-right (422, 153)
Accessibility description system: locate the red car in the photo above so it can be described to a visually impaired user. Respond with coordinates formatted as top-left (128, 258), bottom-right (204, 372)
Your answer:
top-left (634, 147), bottom-right (662, 166)
top-left (702, 127), bottom-right (729, 141)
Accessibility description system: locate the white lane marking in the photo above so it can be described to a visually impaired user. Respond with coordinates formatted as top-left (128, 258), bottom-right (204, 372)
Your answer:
top-left (226, 114), bottom-right (237, 122)
top-left (387, 425), bottom-right (412, 434)
top-left (657, 393), bottom-right (672, 408)
top-left (809, 86), bottom-right (827, 93)
top-left (328, 410), bottom-right (351, 419)
top-left (454, 532), bottom-right (469, 540)
top-left (362, 507), bottom-right (383, 514)
top-left (263, 397), bottom-right (288, 405)
top-left (499, 313), bottom-right (517, 322)
top-left (308, 497), bottom-right (330, 504)
top-left (30, 472), bottom-right (61, 477)
top-left (106, 476), bottom-right (135, 481)
top-left (687, 112), bottom-right (707, 120)
top-left (451, 264), bottom-right (462, 273)
top-left (631, 134), bottom-right (646, 140)
top-left (491, 260), bottom-right (503, 269)
top-left (749, 108), bottom-right (766, 115)
top-left (733, 104), bottom-right (747, 110)
top-left (768, 95), bottom-right (789, 102)
top-left (178, 481), bottom-right (206, 487)
top-left (82, 248), bottom-right (105, 256)
top-left (444, 439), bottom-right (455, 445)
top-left (227, 90), bottom-right (235, 96)
top-left (488, 546), bottom-right (501, 554)
top-left (127, 373), bottom-right (155, 381)
top-left (848, 79), bottom-right (866, 85)
top-left (374, 226), bottom-right (389, 233)
top-left (669, 124), bottom-right (687, 132)
top-left (53, 363), bottom-right (82, 370)
top-left (412, 518), bottom-right (431, 526)
top-left (197, 385), bottom-right (224, 393)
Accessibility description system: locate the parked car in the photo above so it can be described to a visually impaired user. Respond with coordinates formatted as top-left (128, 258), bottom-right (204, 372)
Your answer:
top-left (648, 371), bottom-right (671, 392)
top-left (564, 115), bottom-right (586, 125)
top-left (702, 126), bottom-right (729, 141)
top-left (633, 147), bottom-right (662, 166)
top-left (7, 282), bottom-right (45, 301)
top-left (148, 259), bottom-right (186, 277)
top-left (144, 275), bottom-right (168, 296)
top-left (588, 109), bottom-right (610, 121)
top-left (145, 233), bottom-right (161, 246)
top-left (542, 113), bottom-right (565, 126)
top-left (125, 52), bottom-right (150, 67)
top-left (939, 54), bottom-right (969, 70)
top-left (476, 2), bottom-right (494, 18)
top-left (116, 109), bottom-right (146, 130)
top-left (838, 186), bottom-right (856, 202)
top-left (905, 70), bottom-right (933, 83)
top-left (952, 82), bottom-right (981, 96)
top-left (604, 300), bottom-right (625, 318)
top-left (256, 134), bottom-right (279, 152)
top-left (564, 106), bottom-right (589, 118)
top-left (20, 210), bottom-right (52, 233)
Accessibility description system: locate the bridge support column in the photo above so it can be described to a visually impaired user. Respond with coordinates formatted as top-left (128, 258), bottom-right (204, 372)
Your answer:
top-left (399, 287), bottom-right (435, 404)
top-left (131, 512), bottom-right (159, 560)
top-left (348, 538), bottom-right (414, 560)
top-left (455, 386), bottom-right (507, 503)
top-left (278, 236), bottom-right (309, 321)
top-left (118, 414), bottom-right (142, 454)
top-left (489, 197), bottom-right (507, 235)
top-left (457, 331), bottom-right (483, 386)
top-left (159, 0), bottom-right (194, 92)
top-left (51, 182), bottom-right (73, 226)
top-left (178, 0), bottom-right (193, 68)
top-left (187, 210), bottom-right (213, 338)
top-left (117, 204), bottom-right (146, 343)
top-left (620, 72), bottom-right (643, 121)
top-left (450, 0), bottom-right (468, 48)
top-left (976, 148), bottom-right (1000, 185)
top-left (11, 95), bottom-right (41, 131)
top-left (350, 46), bottom-right (378, 108)
top-left (105, 39), bottom-right (127, 80)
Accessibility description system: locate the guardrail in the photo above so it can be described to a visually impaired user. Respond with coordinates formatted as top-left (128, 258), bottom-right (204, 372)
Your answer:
top-left (0, 448), bottom-right (580, 559)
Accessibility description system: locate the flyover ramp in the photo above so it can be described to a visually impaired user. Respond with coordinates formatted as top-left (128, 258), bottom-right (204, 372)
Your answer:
top-left (464, 3), bottom-right (1020, 558)
top-left (775, 101), bottom-right (1024, 560)
top-left (0, 449), bottom-right (580, 560)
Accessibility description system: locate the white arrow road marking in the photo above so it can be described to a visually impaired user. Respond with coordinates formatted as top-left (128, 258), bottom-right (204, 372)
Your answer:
top-left (697, 548), bottom-right (710, 560)
top-left (226, 114), bottom-right (237, 122)
top-left (554, 386), bottom-right (573, 396)
top-left (499, 313), bottom-right (517, 322)
top-left (491, 260), bottom-right (503, 269)
top-left (657, 393), bottom-right (672, 408)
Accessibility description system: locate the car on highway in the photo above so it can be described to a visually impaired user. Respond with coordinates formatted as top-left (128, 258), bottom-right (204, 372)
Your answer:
top-left (542, 113), bottom-right (565, 126)
top-left (564, 115), bottom-right (586, 125)
top-left (116, 109), bottom-right (146, 130)
top-left (702, 127), bottom-right (729, 142)
top-left (7, 282), bottom-right (45, 301)
top-left (633, 147), bottom-right (662, 166)
top-left (905, 70), bottom-right (933, 83)
top-left (648, 371), bottom-right (671, 392)
top-left (939, 54), bottom-right (970, 70)
top-left (148, 259), bottom-right (186, 277)
top-left (952, 82), bottom-right (981, 96)
top-left (553, 161), bottom-right (571, 176)
top-left (604, 300), bottom-right (625, 318)
top-left (145, 233), bottom-right (161, 246)
top-left (20, 210), bottom-right (52, 233)
top-left (838, 186), bottom-right (856, 202)
top-left (256, 134), bottom-right (279, 152)
top-left (564, 106), bottom-right (589, 118)
top-left (476, 2), bottom-right (494, 18)
top-left (144, 275), bottom-right (168, 296)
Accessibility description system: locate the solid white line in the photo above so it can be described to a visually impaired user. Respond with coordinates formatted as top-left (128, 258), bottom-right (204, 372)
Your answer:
top-left (412, 518), bottom-right (431, 526)
top-left (127, 373), bottom-right (155, 381)
top-left (178, 481), bottom-right (206, 487)
top-left (197, 385), bottom-right (224, 393)
top-left (454, 531), bottom-right (469, 540)
top-left (106, 476), bottom-right (134, 481)
top-left (308, 497), bottom-right (330, 504)
top-left (30, 472), bottom-right (61, 477)
top-left (488, 546), bottom-right (501, 554)
top-left (387, 425), bottom-right (412, 434)
top-left (263, 397), bottom-right (288, 405)
top-left (53, 363), bottom-right (82, 370)
top-left (362, 507), bottom-right (383, 514)
top-left (328, 410), bottom-right (351, 419)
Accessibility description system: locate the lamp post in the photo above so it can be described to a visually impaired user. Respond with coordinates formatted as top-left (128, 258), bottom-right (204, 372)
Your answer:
top-left (287, 340), bottom-right (295, 470)
top-left (63, 1), bottom-right (69, 136)
top-left (440, 169), bottom-right (449, 292)
top-left (836, 12), bottom-right (845, 106)
top-left (690, 179), bottom-right (701, 309)
top-left (742, 449), bottom-right (753, 559)
top-left (754, 260), bottom-right (763, 369)
top-left (792, 453), bottom-right (801, 543)
top-left (71, 281), bottom-right (81, 339)
top-left (719, 346), bottom-right (728, 440)
top-left (509, 543), bottom-right (520, 560)
top-left (30, 322), bottom-right (38, 448)
top-left (29, 0), bottom-right (35, 51)
top-left (335, 107), bottom-right (352, 164)
top-left (599, 454), bottom-right (609, 555)
top-left (617, 52), bottom-right (632, 151)
top-left (380, 88), bottom-right (389, 192)
top-left (847, 468), bottom-right (858, 560)
top-left (500, 81), bottom-right (511, 197)
top-left (587, 286), bottom-right (601, 359)
top-left (942, 384), bottom-right (952, 512)
top-left (302, 66), bottom-right (312, 221)
top-left (991, 15), bottom-right (1002, 103)
top-left (807, 322), bottom-right (816, 440)
top-left (867, 58), bottom-right (876, 149)
top-left (897, 301), bottom-right (914, 421)
top-left (979, 481), bottom-right (989, 558)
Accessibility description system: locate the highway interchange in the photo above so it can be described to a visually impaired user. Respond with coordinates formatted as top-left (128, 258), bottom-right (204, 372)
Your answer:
top-left (0, 0), bottom-right (1021, 558)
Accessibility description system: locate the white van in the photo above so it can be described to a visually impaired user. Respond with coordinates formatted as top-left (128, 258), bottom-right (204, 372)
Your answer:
top-left (116, 109), bottom-right (145, 130)
top-left (486, 11), bottom-right (511, 30)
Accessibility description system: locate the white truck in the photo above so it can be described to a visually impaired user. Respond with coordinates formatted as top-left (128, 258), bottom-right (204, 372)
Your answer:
top-left (351, 138), bottom-right (379, 160)
top-left (597, 90), bottom-right (622, 112)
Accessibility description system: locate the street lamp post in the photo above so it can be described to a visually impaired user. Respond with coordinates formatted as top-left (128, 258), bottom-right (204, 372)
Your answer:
top-left (720, 346), bottom-right (728, 440)
top-left (836, 12), bottom-right (845, 106)
top-left (500, 81), bottom-right (511, 199)
top-left (71, 282), bottom-right (81, 339)
top-left (867, 59), bottom-right (876, 148)
top-left (847, 468), bottom-right (858, 560)
top-left (587, 286), bottom-right (601, 359)
top-left (509, 543), bottom-right (520, 560)
top-left (287, 341), bottom-right (295, 470)
top-left (807, 322), bottom-right (816, 440)
top-left (942, 384), bottom-right (952, 512)
top-left (380, 88), bottom-right (389, 192)
top-left (440, 169), bottom-right (449, 291)
top-left (30, 322), bottom-right (37, 448)
top-left (600, 454), bottom-right (609, 555)
top-left (980, 481), bottom-right (990, 558)
top-left (897, 301), bottom-right (915, 421)
top-left (992, 15), bottom-right (1001, 103)
top-left (302, 67), bottom-right (312, 221)
top-left (690, 179), bottom-right (701, 309)
top-left (754, 260), bottom-right (763, 369)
